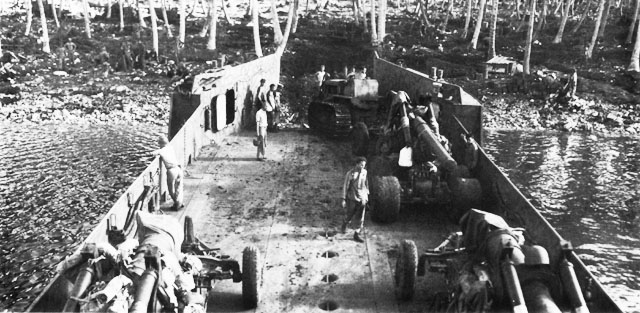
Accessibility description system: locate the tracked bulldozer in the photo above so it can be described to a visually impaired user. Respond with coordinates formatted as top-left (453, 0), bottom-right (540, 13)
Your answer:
top-left (307, 78), bottom-right (388, 156)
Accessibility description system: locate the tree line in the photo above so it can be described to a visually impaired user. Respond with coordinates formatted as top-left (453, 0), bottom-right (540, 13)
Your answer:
top-left (3, 0), bottom-right (640, 74)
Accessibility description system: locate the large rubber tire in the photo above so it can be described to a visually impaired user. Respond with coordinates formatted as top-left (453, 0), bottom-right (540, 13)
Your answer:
top-left (367, 156), bottom-right (393, 177)
top-left (369, 176), bottom-right (401, 223)
top-left (395, 240), bottom-right (418, 301)
top-left (242, 246), bottom-right (260, 309)
top-left (351, 122), bottom-right (369, 157)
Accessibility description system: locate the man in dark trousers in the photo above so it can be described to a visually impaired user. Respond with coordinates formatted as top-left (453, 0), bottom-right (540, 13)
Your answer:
top-left (341, 157), bottom-right (369, 242)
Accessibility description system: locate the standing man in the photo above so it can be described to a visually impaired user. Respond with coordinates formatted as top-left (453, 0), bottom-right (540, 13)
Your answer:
top-left (256, 103), bottom-right (268, 160)
top-left (255, 78), bottom-right (268, 111)
top-left (565, 68), bottom-right (578, 100)
top-left (341, 157), bottom-right (369, 243)
top-left (314, 65), bottom-right (328, 95)
top-left (272, 84), bottom-right (283, 132)
top-left (265, 83), bottom-right (277, 130)
top-left (155, 135), bottom-right (184, 210)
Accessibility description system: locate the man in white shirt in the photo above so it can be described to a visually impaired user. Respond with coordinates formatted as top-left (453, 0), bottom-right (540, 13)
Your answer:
top-left (255, 104), bottom-right (268, 160)
top-left (341, 157), bottom-right (369, 242)
top-left (314, 65), bottom-right (327, 88)
top-left (154, 135), bottom-right (184, 210)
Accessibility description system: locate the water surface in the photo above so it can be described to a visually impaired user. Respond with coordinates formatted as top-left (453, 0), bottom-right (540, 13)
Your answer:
top-left (483, 130), bottom-right (640, 312)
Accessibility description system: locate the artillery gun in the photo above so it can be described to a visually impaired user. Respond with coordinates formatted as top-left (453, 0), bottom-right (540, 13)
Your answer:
top-left (57, 212), bottom-right (260, 312)
top-left (395, 209), bottom-right (591, 313)
top-left (365, 88), bottom-right (483, 224)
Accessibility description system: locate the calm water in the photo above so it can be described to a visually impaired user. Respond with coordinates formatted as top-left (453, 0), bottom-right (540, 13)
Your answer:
top-left (0, 125), bottom-right (638, 311)
top-left (0, 122), bottom-right (163, 311)
top-left (483, 130), bottom-right (640, 313)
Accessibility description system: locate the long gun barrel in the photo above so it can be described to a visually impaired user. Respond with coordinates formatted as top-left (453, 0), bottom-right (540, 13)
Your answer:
top-left (413, 116), bottom-right (457, 173)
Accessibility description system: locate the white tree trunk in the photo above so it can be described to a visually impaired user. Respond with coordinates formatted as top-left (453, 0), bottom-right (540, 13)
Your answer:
top-left (25, 0), bottom-right (33, 36)
top-left (378, 0), bottom-right (386, 42)
top-left (161, 0), bottom-right (174, 37)
top-left (137, 0), bottom-right (147, 27)
top-left (597, 0), bottom-right (610, 38)
top-left (207, 0), bottom-right (218, 50)
top-left (586, 0), bottom-right (607, 59)
top-left (441, 0), bottom-right (455, 31)
top-left (471, 0), bottom-right (487, 49)
top-left (524, 0), bottom-right (536, 74)
top-left (82, 0), bottom-right (92, 38)
top-left (179, 0), bottom-right (186, 46)
top-left (119, 0), bottom-right (125, 31)
top-left (462, 0), bottom-right (473, 38)
top-left (107, 0), bottom-right (112, 18)
top-left (51, 0), bottom-right (60, 29)
top-left (220, 0), bottom-right (233, 24)
top-left (252, 0), bottom-right (263, 57)
top-left (271, 0), bottom-right (283, 44)
top-left (276, 0), bottom-right (295, 55)
top-left (292, 0), bottom-right (300, 33)
top-left (627, 0), bottom-right (640, 44)
top-left (489, 0), bottom-right (497, 58)
top-left (628, 13), bottom-right (640, 71)
top-left (36, 0), bottom-right (50, 53)
top-left (370, 0), bottom-right (378, 42)
top-left (149, 0), bottom-right (159, 58)
top-left (552, 0), bottom-right (574, 43)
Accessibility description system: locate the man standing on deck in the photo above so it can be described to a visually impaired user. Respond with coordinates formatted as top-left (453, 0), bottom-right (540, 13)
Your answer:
top-left (341, 157), bottom-right (369, 243)
top-left (155, 135), bottom-right (184, 210)
top-left (256, 103), bottom-right (268, 160)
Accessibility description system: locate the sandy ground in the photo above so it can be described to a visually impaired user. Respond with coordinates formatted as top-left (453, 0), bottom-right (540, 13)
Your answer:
top-left (170, 129), bottom-right (460, 312)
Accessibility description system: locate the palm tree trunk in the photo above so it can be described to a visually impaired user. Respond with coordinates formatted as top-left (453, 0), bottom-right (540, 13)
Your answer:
top-left (179, 0), bottom-right (186, 46)
top-left (370, 0), bottom-right (378, 43)
top-left (360, 0), bottom-right (368, 32)
top-left (552, 0), bottom-right (574, 43)
top-left (36, 0), bottom-right (50, 53)
top-left (207, 0), bottom-right (218, 50)
top-left (378, 0), bottom-right (386, 42)
top-left (471, 0), bottom-right (487, 49)
top-left (516, 0), bottom-right (521, 18)
top-left (149, 0), bottom-right (159, 59)
top-left (628, 12), bottom-right (640, 70)
top-left (626, 0), bottom-right (639, 44)
top-left (82, 0), bottom-right (92, 38)
top-left (571, 0), bottom-right (592, 34)
top-left (200, 0), bottom-right (210, 37)
top-left (597, 0), bottom-right (610, 38)
top-left (25, 0), bottom-right (33, 36)
top-left (441, 0), bottom-right (454, 31)
top-left (353, 0), bottom-right (360, 24)
top-left (220, 0), bottom-right (233, 24)
top-left (276, 0), bottom-right (295, 54)
top-left (119, 0), bottom-right (125, 31)
top-left (271, 0), bottom-right (283, 44)
top-left (586, 0), bottom-right (607, 59)
top-left (462, 0), bottom-right (473, 37)
top-left (524, 0), bottom-right (536, 74)
top-left (292, 0), bottom-right (300, 32)
top-left (488, 0), bottom-right (497, 58)
top-left (51, 0), bottom-right (60, 29)
top-left (107, 0), bottom-right (112, 18)
top-left (161, 0), bottom-right (174, 37)
top-left (137, 0), bottom-right (147, 27)
top-left (252, 0), bottom-right (264, 57)
top-left (534, 0), bottom-right (547, 39)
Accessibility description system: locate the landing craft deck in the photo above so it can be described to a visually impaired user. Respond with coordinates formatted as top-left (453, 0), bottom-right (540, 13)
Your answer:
top-left (29, 53), bottom-right (623, 313)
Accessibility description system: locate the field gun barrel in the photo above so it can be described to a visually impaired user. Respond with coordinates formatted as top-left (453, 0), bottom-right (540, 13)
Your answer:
top-left (62, 263), bottom-right (96, 312)
top-left (413, 116), bottom-right (457, 173)
top-left (130, 270), bottom-right (159, 313)
top-left (522, 281), bottom-right (562, 313)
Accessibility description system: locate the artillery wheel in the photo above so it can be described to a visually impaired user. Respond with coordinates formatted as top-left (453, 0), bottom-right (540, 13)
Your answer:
top-left (242, 246), bottom-right (261, 308)
top-left (367, 156), bottom-right (393, 177)
top-left (395, 240), bottom-right (417, 301)
top-left (369, 176), bottom-right (401, 223)
top-left (351, 122), bottom-right (369, 157)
